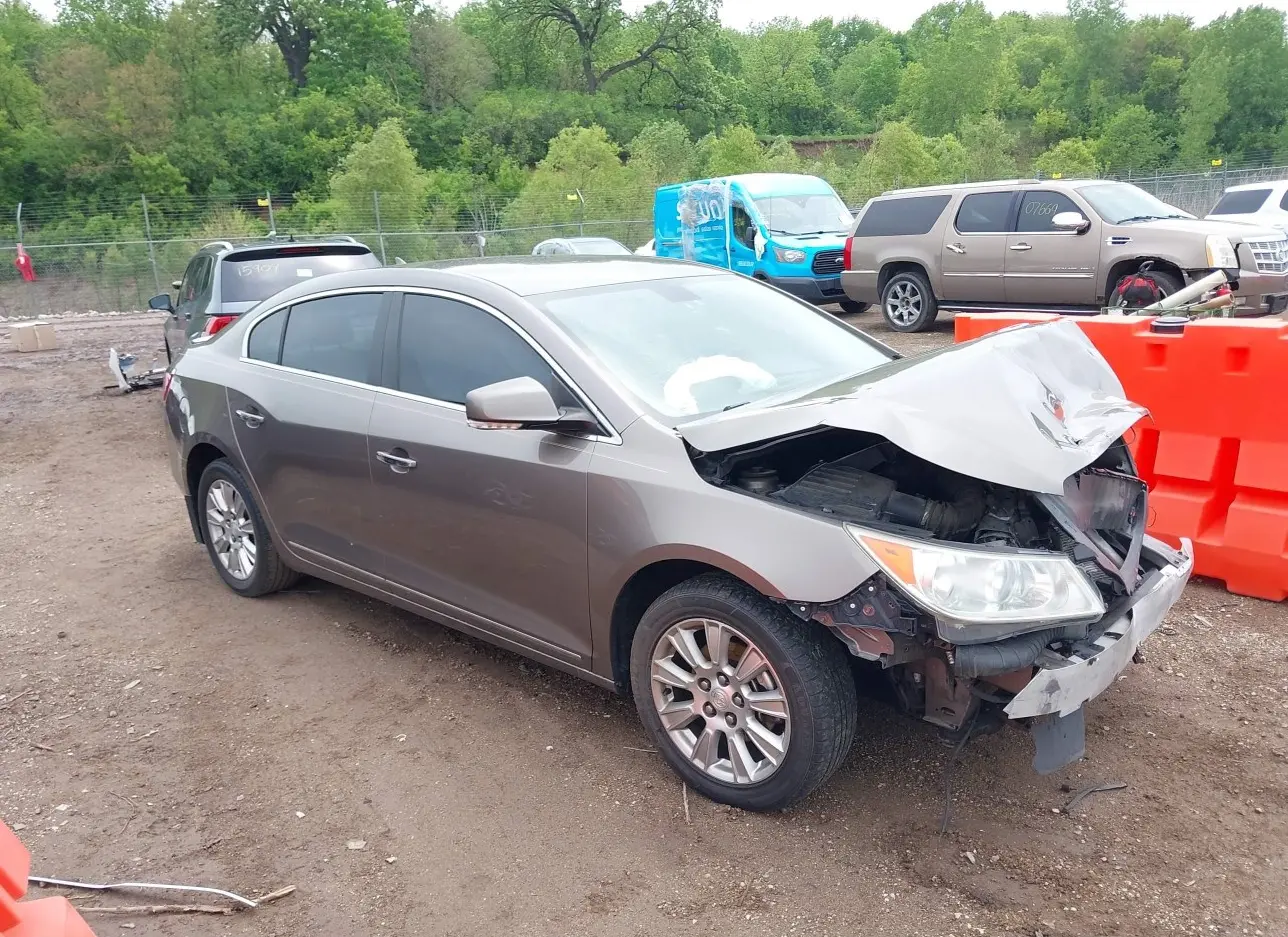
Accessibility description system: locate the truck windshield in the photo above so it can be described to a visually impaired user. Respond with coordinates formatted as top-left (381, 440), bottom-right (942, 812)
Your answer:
top-left (753, 194), bottom-right (853, 236)
top-left (1077, 183), bottom-right (1189, 224)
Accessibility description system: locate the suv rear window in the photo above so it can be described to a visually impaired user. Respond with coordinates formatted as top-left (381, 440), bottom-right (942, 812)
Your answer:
top-left (854, 195), bottom-right (951, 237)
top-left (220, 246), bottom-right (377, 304)
top-left (1212, 189), bottom-right (1270, 215)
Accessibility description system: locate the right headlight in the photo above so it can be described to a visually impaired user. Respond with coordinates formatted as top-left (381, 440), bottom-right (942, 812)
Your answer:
top-left (846, 526), bottom-right (1105, 642)
top-left (1206, 234), bottom-right (1238, 268)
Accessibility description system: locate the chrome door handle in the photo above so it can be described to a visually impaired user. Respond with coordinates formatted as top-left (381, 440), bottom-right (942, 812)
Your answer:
top-left (376, 450), bottom-right (417, 473)
top-left (946, 243), bottom-right (966, 254)
top-left (1009, 243), bottom-right (1033, 251)
top-left (235, 409), bottom-right (264, 428)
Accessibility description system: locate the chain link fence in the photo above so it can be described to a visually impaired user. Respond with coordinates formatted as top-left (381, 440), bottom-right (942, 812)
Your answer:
top-left (4, 160), bottom-right (1288, 319)
top-left (0, 191), bottom-right (654, 319)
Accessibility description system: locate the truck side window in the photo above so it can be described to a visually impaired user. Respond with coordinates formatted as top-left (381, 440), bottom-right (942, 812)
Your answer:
top-left (732, 205), bottom-right (756, 248)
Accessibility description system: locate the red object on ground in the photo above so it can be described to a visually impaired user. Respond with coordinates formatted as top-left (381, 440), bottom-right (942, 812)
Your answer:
top-left (954, 312), bottom-right (1288, 601)
top-left (12, 244), bottom-right (36, 283)
top-left (0, 823), bottom-right (96, 937)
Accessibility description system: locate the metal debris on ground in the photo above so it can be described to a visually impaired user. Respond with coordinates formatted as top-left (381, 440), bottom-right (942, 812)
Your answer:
top-left (107, 348), bottom-right (166, 393)
top-left (27, 875), bottom-right (289, 910)
top-left (1060, 780), bottom-right (1128, 814)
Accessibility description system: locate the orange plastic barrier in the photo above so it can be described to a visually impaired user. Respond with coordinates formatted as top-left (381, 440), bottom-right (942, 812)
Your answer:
top-left (0, 824), bottom-right (95, 937)
top-left (954, 312), bottom-right (1288, 601)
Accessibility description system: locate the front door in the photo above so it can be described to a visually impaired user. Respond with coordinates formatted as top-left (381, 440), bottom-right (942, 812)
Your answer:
top-left (1004, 190), bottom-right (1101, 306)
top-left (367, 292), bottom-right (593, 661)
top-left (228, 291), bottom-right (389, 580)
top-left (940, 191), bottom-right (1014, 303)
top-left (729, 202), bottom-right (758, 276)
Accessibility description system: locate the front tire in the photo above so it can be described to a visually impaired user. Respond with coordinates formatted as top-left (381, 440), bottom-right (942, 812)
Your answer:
top-left (880, 270), bottom-right (939, 332)
top-left (838, 299), bottom-right (869, 315)
top-left (630, 573), bottom-right (857, 811)
top-left (197, 459), bottom-right (300, 597)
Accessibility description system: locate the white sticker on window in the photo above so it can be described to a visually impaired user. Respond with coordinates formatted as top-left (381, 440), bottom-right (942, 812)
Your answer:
top-left (296, 268), bottom-right (313, 277)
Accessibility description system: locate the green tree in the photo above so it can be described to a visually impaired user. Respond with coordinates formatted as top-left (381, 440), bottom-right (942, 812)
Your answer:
top-left (410, 12), bottom-right (494, 111)
top-left (832, 37), bottom-right (901, 126)
top-left (1176, 48), bottom-right (1229, 167)
top-left (958, 114), bottom-right (1017, 181)
top-left (628, 119), bottom-right (700, 186)
top-left (1203, 7), bottom-right (1288, 156)
top-left (329, 118), bottom-right (430, 229)
top-left (57, 0), bottom-right (165, 63)
top-left (855, 121), bottom-right (939, 198)
top-left (1093, 104), bottom-right (1164, 173)
top-left (505, 124), bottom-right (634, 224)
top-left (737, 20), bottom-right (827, 136)
top-left (897, 2), bottom-right (1002, 136)
top-left (701, 123), bottom-right (764, 177)
top-left (1033, 137), bottom-right (1098, 178)
top-left (510, 0), bottom-right (717, 94)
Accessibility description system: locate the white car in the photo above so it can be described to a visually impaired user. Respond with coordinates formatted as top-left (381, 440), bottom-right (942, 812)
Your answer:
top-left (1205, 181), bottom-right (1288, 235)
top-left (531, 237), bottom-right (632, 256)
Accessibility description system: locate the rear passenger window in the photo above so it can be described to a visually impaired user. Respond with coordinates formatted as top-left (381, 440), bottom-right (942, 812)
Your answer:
top-left (397, 295), bottom-right (569, 406)
top-left (955, 192), bottom-right (1013, 233)
top-left (1015, 191), bottom-right (1082, 232)
top-left (280, 293), bottom-right (384, 383)
top-left (247, 309), bottom-right (286, 363)
top-left (1211, 188), bottom-right (1270, 215)
top-left (853, 195), bottom-right (951, 237)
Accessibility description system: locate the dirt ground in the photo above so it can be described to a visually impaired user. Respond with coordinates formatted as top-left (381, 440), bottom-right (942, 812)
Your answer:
top-left (1, 308), bottom-right (1285, 937)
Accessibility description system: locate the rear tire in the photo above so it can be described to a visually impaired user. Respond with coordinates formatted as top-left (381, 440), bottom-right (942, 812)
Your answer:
top-left (196, 459), bottom-right (300, 597)
top-left (838, 300), bottom-right (869, 315)
top-left (880, 270), bottom-right (939, 332)
top-left (630, 573), bottom-right (857, 811)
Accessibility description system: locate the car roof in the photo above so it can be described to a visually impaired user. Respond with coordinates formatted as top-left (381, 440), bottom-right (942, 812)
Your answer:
top-left (198, 236), bottom-right (371, 257)
top-left (420, 256), bottom-right (724, 296)
top-left (1223, 180), bottom-right (1288, 193)
top-left (877, 178), bottom-right (1103, 198)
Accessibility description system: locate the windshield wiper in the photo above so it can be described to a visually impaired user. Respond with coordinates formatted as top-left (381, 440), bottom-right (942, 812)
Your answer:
top-left (1115, 215), bottom-right (1168, 224)
top-left (721, 401), bottom-right (750, 412)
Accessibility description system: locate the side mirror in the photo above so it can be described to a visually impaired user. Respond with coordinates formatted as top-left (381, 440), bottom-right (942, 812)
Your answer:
top-left (148, 293), bottom-right (175, 313)
top-left (744, 224), bottom-right (758, 245)
top-left (465, 377), bottom-right (597, 433)
top-left (1053, 211), bottom-right (1091, 233)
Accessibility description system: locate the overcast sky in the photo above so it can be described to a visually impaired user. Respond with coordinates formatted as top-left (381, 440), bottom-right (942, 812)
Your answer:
top-left (22, 0), bottom-right (1288, 29)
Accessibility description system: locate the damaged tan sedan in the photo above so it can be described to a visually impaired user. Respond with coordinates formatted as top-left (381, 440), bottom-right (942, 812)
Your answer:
top-left (163, 258), bottom-right (1193, 811)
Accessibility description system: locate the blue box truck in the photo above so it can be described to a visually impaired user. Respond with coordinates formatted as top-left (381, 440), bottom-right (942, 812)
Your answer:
top-left (653, 173), bottom-right (860, 310)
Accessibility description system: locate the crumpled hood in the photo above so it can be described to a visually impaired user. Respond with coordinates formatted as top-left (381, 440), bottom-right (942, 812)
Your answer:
top-left (676, 319), bottom-right (1147, 496)
top-left (1131, 217), bottom-right (1284, 242)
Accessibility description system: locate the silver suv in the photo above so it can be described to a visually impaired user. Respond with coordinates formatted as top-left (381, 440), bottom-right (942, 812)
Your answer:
top-left (841, 179), bottom-right (1288, 331)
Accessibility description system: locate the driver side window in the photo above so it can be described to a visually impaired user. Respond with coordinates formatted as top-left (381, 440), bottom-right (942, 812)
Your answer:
top-left (178, 257), bottom-right (206, 305)
top-left (731, 205), bottom-right (756, 249)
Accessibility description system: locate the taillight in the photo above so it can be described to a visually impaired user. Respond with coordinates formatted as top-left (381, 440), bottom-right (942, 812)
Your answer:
top-left (161, 372), bottom-right (173, 401)
top-left (842, 236), bottom-right (853, 271)
top-left (203, 314), bottom-right (237, 337)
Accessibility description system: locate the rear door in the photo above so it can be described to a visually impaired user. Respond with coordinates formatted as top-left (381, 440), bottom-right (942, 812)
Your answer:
top-left (367, 291), bottom-right (594, 662)
top-left (1004, 190), bottom-right (1101, 305)
top-left (941, 191), bottom-right (1014, 303)
top-left (228, 290), bottom-right (391, 580)
top-left (167, 255), bottom-right (213, 353)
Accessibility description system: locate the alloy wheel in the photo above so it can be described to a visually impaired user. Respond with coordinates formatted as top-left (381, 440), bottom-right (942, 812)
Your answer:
top-left (885, 280), bottom-right (923, 326)
top-left (206, 479), bottom-right (257, 581)
top-left (649, 618), bottom-right (791, 785)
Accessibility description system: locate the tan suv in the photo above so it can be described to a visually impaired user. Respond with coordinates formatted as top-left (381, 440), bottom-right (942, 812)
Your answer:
top-left (841, 179), bottom-right (1288, 331)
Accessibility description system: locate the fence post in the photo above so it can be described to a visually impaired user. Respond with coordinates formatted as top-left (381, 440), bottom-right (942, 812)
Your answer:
top-left (265, 191), bottom-right (276, 234)
top-left (140, 194), bottom-right (161, 296)
top-left (373, 190), bottom-right (387, 264)
top-left (15, 202), bottom-right (22, 242)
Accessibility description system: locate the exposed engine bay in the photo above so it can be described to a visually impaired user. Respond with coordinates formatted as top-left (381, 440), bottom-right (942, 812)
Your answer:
top-left (691, 426), bottom-right (1161, 766)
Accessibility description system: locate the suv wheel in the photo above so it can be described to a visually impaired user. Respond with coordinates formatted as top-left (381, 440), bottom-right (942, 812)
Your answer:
top-left (630, 573), bottom-right (857, 811)
top-left (197, 459), bottom-right (300, 597)
top-left (881, 270), bottom-right (938, 332)
top-left (838, 300), bottom-right (868, 315)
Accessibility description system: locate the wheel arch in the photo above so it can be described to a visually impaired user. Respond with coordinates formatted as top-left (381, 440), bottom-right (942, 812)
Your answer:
top-left (608, 554), bottom-right (777, 696)
top-left (1102, 256), bottom-right (1186, 303)
top-left (877, 260), bottom-right (932, 296)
